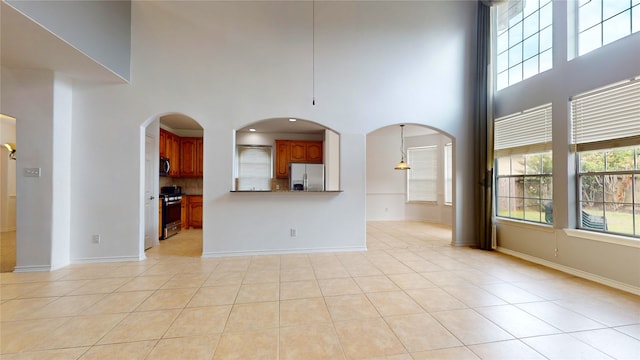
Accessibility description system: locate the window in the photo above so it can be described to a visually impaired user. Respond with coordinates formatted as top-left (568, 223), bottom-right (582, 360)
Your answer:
top-left (236, 145), bottom-right (272, 191)
top-left (577, 0), bottom-right (640, 56)
top-left (407, 146), bottom-right (438, 202)
top-left (495, 0), bottom-right (553, 90)
top-left (494, 104), bottom-right (553, 223)
top-left (572, 77), bottom-right (640, 237)
top-left (444, 143), bottom-right (453, 204)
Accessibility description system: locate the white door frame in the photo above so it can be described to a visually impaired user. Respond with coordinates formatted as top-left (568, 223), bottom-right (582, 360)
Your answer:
top-left (138, 117), bottom-right (160, 260)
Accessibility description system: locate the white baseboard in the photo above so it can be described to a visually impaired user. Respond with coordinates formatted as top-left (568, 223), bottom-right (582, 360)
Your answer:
top-left (497, 246), bottom-right (640, 296)
top-left (13, 265), bottom-right (52, 273)
top-left (71, 256), bottom-right (141, 264)
top-left (202, 246), bottom-right (368, 258)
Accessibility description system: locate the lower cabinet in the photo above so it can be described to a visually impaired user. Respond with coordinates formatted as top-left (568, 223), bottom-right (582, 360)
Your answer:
top-left (182, 195), bottom-right (203, 229)
top-left (188, 195), bottom-right (203, 228)
top-left (181, 197), bottom-right (188, 228)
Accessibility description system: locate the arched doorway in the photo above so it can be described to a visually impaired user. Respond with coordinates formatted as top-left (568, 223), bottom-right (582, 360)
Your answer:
top-left (140, 113), bottom-right (204, 258)
top-left (0, 114), bottom-right (17, 272)
top-left (366, 124), bottom-right (455, 246)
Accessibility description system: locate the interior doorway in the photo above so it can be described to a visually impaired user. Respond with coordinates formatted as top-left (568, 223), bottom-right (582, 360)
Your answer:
top-left (140, 113), bottom-right (204, 259)
top-left (366, 124), bottom-right (455, 245)
top-left (0, 114), bottom-right (17, 272)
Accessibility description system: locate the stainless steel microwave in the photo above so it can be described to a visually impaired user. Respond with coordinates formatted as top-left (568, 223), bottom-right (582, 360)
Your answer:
top-left (160, 157), bottom-right (170, 176)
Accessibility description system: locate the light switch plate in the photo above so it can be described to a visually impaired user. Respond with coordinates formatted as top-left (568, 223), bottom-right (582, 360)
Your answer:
top-left (23, 168), bottom-right (41, 177)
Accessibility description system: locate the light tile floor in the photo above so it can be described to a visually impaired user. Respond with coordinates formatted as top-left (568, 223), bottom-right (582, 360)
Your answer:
top-left (1, 222), bottom-right (639, 359)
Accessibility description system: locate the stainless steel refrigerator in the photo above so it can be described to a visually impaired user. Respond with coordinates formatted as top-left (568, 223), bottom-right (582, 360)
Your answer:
top-left (290, 163), bottom-right (325, 191)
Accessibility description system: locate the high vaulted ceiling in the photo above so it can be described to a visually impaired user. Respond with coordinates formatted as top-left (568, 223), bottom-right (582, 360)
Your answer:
top-left (1, 2), bottom-right (125, 83)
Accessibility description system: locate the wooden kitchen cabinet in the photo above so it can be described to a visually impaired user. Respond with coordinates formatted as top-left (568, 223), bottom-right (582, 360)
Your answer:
top-left (275, 140), bottom-right (323, 179)
top-left (163, 131), bottom-right (180, 177)
top-left (159, 129), bottom-right (167, 157)
top-left (290, 141), bottom-right (307, 162)
top-left (160, 129), bottom-right (202, 178)
top-left (180, 137), bottom-right (198, 177)
top-left (179, 137), bottom-right (203, 178)
top-left (275, 140), bottom-right (291, 179)
top-left (181, 196), bottom-right (188, 228)
top-left (187, 195), bottom-right (203, 228)
top-left (196, 138), bottom-right (203, 177)
top-left (305, 141), bottom-right (323, 162)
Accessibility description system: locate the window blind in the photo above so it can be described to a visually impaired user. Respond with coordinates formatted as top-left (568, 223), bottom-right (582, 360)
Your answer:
top-left (237, 146), bottom-right (272, 191)
top-left (407, 146), bottom-right (438, 202)
top-left (571, 77), bottom-right (640, 150)
top-left (494, 103), bottom-right (552, 155)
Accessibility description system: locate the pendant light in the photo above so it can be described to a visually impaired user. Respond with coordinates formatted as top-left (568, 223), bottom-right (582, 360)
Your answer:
top-left (394, 125), bottom-right (410, 170)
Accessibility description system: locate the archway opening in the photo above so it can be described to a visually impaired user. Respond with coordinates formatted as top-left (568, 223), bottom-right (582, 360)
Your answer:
top-left (140, 112), bottom-right (205, 259)
top-left (366, 124), bottom-right (454, 246)
top-left (234, 117), bottom-right (340, 192)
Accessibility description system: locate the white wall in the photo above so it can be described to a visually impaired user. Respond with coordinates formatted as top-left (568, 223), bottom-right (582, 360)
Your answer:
top-left (6, 0), bottom-right (479, 266)
top-left (7, 0), bottom-right (131, 80)
top-left (494, 1), bottom-right (640, 292)
top-left (1, 68), bottom-right (55, 271)
top-left (50, 73), bottom-right (72, 269)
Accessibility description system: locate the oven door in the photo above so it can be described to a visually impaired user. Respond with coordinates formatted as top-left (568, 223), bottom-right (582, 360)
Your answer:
top-left (162, 200), bottom-right (182, 239)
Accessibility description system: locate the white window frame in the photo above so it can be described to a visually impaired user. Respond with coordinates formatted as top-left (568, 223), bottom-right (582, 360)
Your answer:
top-left (407, 145), bottom-right (438, 203)
top-left (575, 0), bottom-right (640, 57)
top-left (494, 0), bottom-right (553, 91)
top-left (494, 103), bottom-right (553, 224)
top-left (571, 76), bottom-right (640, 238)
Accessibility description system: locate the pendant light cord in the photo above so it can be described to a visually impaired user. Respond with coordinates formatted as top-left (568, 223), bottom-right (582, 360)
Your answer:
top-left (400, 125), bottom-right (406, 161)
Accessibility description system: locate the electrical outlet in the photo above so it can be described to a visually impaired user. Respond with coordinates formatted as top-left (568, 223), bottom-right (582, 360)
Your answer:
top-left (92, 234), bottom-right (101, 244)
top-left (23, 168), bottom-right (42, 177)
top-left (290, 228), bottom-right (297, 237)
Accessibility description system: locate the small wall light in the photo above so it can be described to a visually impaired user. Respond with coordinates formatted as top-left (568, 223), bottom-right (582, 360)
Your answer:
top-left (3, 143), bottom-right (16, 160)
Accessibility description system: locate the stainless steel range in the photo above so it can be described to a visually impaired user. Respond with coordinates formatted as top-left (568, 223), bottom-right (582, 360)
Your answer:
top-left (160, 186), bottom-right (182, 239)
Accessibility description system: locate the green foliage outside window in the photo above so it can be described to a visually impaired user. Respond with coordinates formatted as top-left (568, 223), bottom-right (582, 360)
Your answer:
top-left (496, 151), bottom-right (553, 224)
top-left (578, 146), bottom-right (640, 237)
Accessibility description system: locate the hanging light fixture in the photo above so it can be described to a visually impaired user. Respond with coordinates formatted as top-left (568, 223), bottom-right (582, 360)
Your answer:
top-left (394, 125), bottom-right (410, 170)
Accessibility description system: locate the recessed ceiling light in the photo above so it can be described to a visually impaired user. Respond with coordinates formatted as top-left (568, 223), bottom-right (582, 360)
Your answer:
top-left (249, 128), bottom-right (256, 132)
top-left (289, 118), bottom-right (297, 122)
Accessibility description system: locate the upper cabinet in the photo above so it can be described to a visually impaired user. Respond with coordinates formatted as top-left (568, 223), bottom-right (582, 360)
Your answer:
top-left (196, 137), bottom-right (204, 177)
top-left (304, 141), bottom-right (323, 162)
top-left (180, 137), bottom-right (202, 177)
top-left (275, 140), bottom-right (323, 179)
top-left (161, 129), bottom-right (181, 177)
top-left (159, 129), bottom-right (167, 157)
top-left (160, 129), bottom-right (203, 178)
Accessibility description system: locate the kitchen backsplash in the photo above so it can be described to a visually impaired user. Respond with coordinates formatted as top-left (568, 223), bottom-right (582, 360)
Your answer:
top-left (160, 177), bottom-right (203, 195)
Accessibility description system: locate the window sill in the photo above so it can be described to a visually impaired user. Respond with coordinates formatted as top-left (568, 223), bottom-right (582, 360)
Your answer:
top-left (494, 217), bottom-right (555, 233)
top-left (563, 229), bottom-right (640, 249)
